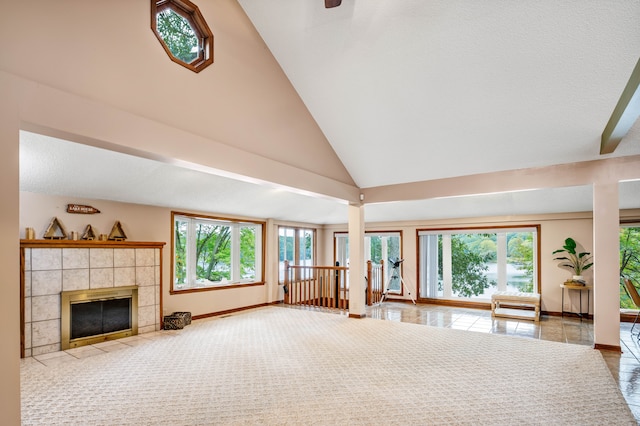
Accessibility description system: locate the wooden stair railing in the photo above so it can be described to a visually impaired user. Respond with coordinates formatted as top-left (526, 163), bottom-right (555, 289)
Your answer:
top-left (367, 260), bottom-right (385, 305)
top-left (284, 261), bottom-right (349, 311)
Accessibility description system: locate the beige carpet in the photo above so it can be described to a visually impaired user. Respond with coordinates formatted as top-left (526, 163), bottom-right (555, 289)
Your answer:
top-left (21, 306), bottom-right (636, 425)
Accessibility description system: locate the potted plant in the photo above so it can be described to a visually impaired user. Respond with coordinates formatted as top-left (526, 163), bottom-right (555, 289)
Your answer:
top-left (552, 237), bottom-right (593, 283)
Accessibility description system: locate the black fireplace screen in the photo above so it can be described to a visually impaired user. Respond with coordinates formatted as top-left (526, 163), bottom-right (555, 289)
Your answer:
top-left (70, 297), bottom-right (132, 340)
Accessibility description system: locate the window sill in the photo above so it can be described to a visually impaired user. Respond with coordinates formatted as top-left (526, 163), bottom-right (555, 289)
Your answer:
top-left (170, 281), bottom-right (265, 294)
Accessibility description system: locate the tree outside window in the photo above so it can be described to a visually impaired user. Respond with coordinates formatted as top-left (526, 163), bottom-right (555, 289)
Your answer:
top-left (440, 234), bottom-right (495, 298)
top-left (279, 227), bottom-right (315, 282)
top-left (156, 9), bottom-right (199, 64)
top-left (334, 231), bottom-right (402, 292)
top-left (151, 0), bottom-right (213, 73)
top-left (620, 226), bottom-right (640, 309)
top-left (419, 227), bottom-right (538, 300)
top-left (173, 213), bottom-right (263, 291)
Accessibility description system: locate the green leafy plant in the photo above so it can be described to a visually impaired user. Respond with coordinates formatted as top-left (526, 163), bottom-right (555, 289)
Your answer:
top-left (157, 9), bottom-right (199, 64)
top-left (438, 234), bottom-right (495, 297)
top-left (552, 237), bottom-right (593, 276)
top-left (619, 227), bottom-right (640, 309)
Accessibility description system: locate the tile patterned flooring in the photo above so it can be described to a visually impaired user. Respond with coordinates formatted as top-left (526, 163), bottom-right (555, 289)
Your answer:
top-left (366, 302), bottom-right (640, 424)
top-left (22, 332), bottom-right (178, 368)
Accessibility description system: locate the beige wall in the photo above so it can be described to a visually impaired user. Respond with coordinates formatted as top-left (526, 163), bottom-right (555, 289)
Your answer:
top-left (20, 191), bottom-right (287, 318)
top-left (0, 0), bottom-right (355, 191)
top-left (25, 190), bottom-right (620, 317)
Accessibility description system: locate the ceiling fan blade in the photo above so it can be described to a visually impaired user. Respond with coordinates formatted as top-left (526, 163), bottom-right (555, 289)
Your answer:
top-left (325, 0), bottom-right (342, 8)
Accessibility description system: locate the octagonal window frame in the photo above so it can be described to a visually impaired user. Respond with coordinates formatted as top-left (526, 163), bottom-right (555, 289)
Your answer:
top-left (151, 0), bottom-right (214, 73)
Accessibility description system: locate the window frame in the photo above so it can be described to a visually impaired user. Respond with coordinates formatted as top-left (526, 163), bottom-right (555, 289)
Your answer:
top-left (333, 230), bottom-right (403, 294)
top-left (170, 211), bottom-right (265, 294)
top-left (151, 0), bottom-right (214, 73)
top-left (620, 220), bottom-right (640, 312)
top-left (278, 226), bottom-right (316, 283)
top-left (416, 225), bottom-right (541, 305)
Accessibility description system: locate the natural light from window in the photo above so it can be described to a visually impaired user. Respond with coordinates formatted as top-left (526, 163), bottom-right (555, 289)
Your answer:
top-left (172, 212), bottom-right (263, 292)
top-left (418, 226), bottom-right (539, 301)
top-left (620, 224), bottom-right (640, 310)
top-left (278, 226), bottom-right (315, 282)
top-left (334, 231), bottom-right (402, 293)
top-left (151, 0), bottom-right (213, 73)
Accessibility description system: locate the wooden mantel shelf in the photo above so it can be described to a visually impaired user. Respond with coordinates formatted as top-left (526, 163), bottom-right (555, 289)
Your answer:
top-left (20, 239), bottom-right (166, 249)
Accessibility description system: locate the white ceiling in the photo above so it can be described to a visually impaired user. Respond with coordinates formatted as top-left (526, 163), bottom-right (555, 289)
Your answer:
top-left (19, 130), bottom-right (640, 224)
top-left (237, 0), bottom-right (640, 188)
top-left (18, 1), bottom-right (640, 224)
top-left (19, 131), bottom-right (350, 224)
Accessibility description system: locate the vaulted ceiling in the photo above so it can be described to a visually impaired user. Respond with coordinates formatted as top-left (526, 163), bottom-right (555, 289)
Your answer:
top-left (18, 0), bottom-right (640, 224)
top-left (237, 0), bottom-right (640, 187)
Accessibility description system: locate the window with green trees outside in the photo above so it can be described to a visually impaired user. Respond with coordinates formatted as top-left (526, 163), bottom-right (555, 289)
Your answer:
top-left (334, 231), bottom-right (402, 292)
top-left (279, 226), bottom-right (315, 282)
top-left (172, 212), bottom-right (263, 291)
top-left (418, 226), bottom-right (539, 301)
top-left (620, 225), bottom-right (640, 310)
top-left (151, 0), bottom-right (213, 73)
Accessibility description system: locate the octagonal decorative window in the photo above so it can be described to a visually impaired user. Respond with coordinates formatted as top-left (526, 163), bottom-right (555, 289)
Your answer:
top-left (151, 0), bottom-right (213, 73)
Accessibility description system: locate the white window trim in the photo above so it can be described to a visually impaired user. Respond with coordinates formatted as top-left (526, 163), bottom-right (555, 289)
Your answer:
top-left (173, 213), bottom-right (263, 291)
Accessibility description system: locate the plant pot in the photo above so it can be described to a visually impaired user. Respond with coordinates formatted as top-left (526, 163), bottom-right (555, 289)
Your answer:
top-left (573, 275), bottom-right (584, 281)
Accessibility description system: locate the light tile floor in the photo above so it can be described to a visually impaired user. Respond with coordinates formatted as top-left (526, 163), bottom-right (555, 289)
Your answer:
top-left (366, 302), bottom-right (640, 423)
top-left (24, 331), bottom-right (181, 368)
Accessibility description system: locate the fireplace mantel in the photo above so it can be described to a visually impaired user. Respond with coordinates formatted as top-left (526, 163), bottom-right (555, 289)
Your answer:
top-left (21, 239), bottom-right (165, 249)
top-left (20, 240), bottom-right (166, 357)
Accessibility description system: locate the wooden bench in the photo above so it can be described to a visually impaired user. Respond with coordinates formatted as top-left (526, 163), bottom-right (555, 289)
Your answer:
top-left (491, 291), bottom-right (540, 322)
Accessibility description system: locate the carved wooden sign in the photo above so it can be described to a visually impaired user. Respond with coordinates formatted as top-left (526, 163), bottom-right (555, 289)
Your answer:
top-left (67, 204), bottom-right (101, 214)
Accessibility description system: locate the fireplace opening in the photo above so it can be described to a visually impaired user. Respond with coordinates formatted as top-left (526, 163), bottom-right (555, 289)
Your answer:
top-left (71, 297), bottom-right (131, 339)
top-left (61, 286), bottom-right (138, 350)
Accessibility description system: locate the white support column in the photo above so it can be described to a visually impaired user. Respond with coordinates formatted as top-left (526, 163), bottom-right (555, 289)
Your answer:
top-left (443, 235), bottom-right (453, 298)
top-left (348, 203), bottom-right (366, 317)
top-left (593, 181), bottom-right (621, 349)
top-left (497, 233), bottom-right (507, 291)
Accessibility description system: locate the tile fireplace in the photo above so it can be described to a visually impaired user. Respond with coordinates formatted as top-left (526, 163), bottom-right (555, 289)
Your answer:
top-left (20, 240), bottom-right (165, 357)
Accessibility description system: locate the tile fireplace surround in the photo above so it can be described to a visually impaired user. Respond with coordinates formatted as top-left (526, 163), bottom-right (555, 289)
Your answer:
top-left (20, 240), bottom-right (165, 357)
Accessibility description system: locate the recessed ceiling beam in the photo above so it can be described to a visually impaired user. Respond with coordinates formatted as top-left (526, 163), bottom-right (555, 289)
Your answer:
top-left (601, 57), bottom-right (640, 155)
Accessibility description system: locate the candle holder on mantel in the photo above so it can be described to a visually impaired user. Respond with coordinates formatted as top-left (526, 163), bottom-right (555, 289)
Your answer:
top-left (25, 227), bottom-right (35, 240)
